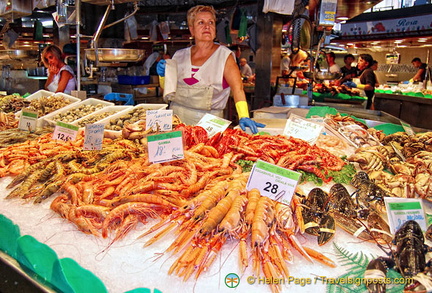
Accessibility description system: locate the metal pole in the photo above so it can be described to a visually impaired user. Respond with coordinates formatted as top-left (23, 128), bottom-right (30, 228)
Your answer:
top-left (76, 0), bottom-right (81, 91)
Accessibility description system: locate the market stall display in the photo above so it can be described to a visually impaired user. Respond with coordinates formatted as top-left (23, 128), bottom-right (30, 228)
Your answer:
top-left (0, 95), bottom-right (431, 293)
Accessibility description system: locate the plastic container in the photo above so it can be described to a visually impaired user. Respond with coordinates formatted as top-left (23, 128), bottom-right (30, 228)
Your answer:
top-left (16, 90), bottom-right (80, 128)
top-left (72, 105), bottom-right (133, 130)
top-left (117, 75), bottom-right (150, 85)
top-left (99, 103), bottom-right (168, 139)
top-left (104, 93), bottom-right (134, 105)
top-left (273, 94), bottom-right (300, 107)
top-left (42, 98), bottom-right (114, 127)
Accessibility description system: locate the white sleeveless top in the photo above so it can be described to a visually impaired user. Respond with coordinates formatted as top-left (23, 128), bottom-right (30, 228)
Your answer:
top-left (172, 44), bottom-right (234, 110)
top-left (47, 65), bottom-right (76, 94)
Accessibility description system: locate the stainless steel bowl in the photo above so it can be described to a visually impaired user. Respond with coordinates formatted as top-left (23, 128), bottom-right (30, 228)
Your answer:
top-left (315, 72), bottom-right (341, 80)
top-left (0, 50), bottom-right (38, 60)
top-left (85, 48), bottom-right (145, 63)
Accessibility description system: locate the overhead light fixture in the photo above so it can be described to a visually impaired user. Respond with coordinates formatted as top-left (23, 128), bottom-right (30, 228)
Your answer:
top-left (394, 40), bottom-right (403, 44)
top-left (418, 38), bottom-right (428, 42)
top-left (336, 16), bottom-right (349, 21)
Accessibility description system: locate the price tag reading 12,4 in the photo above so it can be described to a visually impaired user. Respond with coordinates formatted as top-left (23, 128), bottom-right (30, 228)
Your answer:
top-left (246, 159), bottom-right (301, 205)
top-left (384, 197), bottom-right (426, 234)
top-left (52, 121), bottom-right (79, 142)
top-left (18, 110), bottom-right (38, 132)
top-left (147, 130), bottom-right (184, 164)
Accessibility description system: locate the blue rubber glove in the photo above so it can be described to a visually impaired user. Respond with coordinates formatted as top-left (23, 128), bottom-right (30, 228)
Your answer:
top-left (239, 117), bottom-right (266, 134)
top-left (343, 81), bottom-right (357, 88)
top-left (156, 59), bottom-right (166, 77)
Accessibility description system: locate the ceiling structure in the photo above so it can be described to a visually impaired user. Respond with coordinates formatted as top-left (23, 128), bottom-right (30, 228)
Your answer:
top-left (331, 4), bottom-right (432, 51)
top-left (3, 0), bottom-right (427, 53)
top-left (334, 0), bottom-right (383, 20)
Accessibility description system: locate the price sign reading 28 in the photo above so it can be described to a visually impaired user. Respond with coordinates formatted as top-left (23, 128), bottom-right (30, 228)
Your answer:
top-left (52, 121), bottom-right (79, 142)
top-left (147, 130), bottom-right (184, 163)
top-left (246, 159), bottom-right (301, 205)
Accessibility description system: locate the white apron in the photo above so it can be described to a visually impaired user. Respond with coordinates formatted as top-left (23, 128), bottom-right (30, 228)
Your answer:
top-left (167, 45), bottom-right (232, 125)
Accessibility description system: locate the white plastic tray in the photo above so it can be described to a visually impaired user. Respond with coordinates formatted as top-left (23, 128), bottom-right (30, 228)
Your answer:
top-left (42, 98), bottom-right (114, 127)
top-left (16, 90), bottom-right (81, 128)
top-left (99, 103), bottom-right (168, 139)
top-left (72, 105), bottom-right (133, 130)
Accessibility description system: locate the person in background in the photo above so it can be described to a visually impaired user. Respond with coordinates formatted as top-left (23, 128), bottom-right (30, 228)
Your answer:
top-left (326, 52), bottom-right (341, 73)
top-left (280, 53), bottom-right (291, 76)
top-left (229, 44), bottom-right (241, 67)
top-left (343, 53), bottom-right (376, 109)
top-left (411, 57), bottom-right (427, 82)
top-left (338, 54), bottom-right (357, 84)
top-left (42, 44), bottom-right (76, 94)
top-left (239, 57), bottom-right (253, 79)
top-left (156, 5), bottom-right (264, 133)
top-left (371, 60), bottom-right (380, 87)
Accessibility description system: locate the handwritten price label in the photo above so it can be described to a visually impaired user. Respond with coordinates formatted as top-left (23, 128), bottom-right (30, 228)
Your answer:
top-left (283, 113), bottom-right (323, 145)
top-left (147, 130), bottom-right (184, 163)
top-left (146, 110), bottom-right (173, 132)
top-left (384, 197), bottom-right (426, 233)
top-left (18, 110), bottom-right (38, 132)
top-left (196, 113), bottom-right (231, 137)
top-left (83, 123), bottom-right (105, 150)
top-left (52, 121), bottom-right (79, 142)
top-left (246, 159), bottom-right (301, 205)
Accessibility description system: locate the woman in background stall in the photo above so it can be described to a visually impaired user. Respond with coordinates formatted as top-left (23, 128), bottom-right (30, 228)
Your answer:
top-left (42, 44), bottom-right (76, 94)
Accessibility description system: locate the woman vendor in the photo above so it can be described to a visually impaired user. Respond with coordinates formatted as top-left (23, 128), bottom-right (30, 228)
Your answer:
top-left (343, 54), bottom-right (376, 110)
top-left (42, 44), bottom-right (76, 94)
top-left (156, 5), bottom-right (264, 133)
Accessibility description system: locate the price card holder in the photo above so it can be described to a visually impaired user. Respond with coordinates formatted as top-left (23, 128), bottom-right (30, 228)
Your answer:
top-left (384, 197), bottom-right (427, 233)
top-left (146, 110), bottom-right (173, 132)
top-left (283, 113), bottom-right (323, 145)
top-left (196, 113), bottom-right (231, 137)
top-left (83, 123), bottom-right (104, 150)
top-left (246, 159), bottom-right (301, 205)
top-left (147, 130), bottom-right (184, 163)
top-left (401, 121), bottom-right (415, 136)
top-left (18, 110), bottom-right (38, 132)
top-left (52, 121), bottom-right (79, 142)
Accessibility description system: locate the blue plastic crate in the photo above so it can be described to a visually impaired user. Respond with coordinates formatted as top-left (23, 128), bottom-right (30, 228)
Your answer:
top-left (104, 93), bottom-right (134, 105)
top-left (117, 75), bottom-right (150, 85)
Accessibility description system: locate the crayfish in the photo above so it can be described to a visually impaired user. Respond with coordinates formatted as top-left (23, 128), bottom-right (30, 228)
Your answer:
top-left (365, 220), bottom-right (432, 293)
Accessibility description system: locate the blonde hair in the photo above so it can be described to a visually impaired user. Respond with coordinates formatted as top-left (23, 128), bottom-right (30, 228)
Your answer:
top-left (41, 45), bottom-right (63, 67)
top-left (187, 5), bottom-right (217, 28)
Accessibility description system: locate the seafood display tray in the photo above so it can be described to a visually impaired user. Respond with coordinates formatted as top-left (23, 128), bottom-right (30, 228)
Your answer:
top-left (1, 177), bottom-right (420, 293)
top-left (100, 103), bottom-right (168, 139)
top-left (72, 105), bottom-right (133, 131)
top-left (42, 98), bottom-right (114, 127)
top-left (15, 90), bottom-right (81, 128)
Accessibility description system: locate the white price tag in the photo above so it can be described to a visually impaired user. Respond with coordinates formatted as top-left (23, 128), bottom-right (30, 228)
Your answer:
top-left (52, 121), bottom-right (79, 142)
top-left (384, 197), bottom-right (426, 233)
top-left (196, 113), bottom-right (231, 137)
top-left (146, 110), bottom-right (173, 132)
top-left (147, 130), bottom-right (184, 163)
top-left (83, 123), bottom-right (105, 150)
top-left (246, 159), bottom-right (301, 205)
top-left (401, 121), bottom-right (415, 136)
top-left (18, 110), bottom-right (38, 132)
top-left (283, 113), bottom-right (323, 145)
